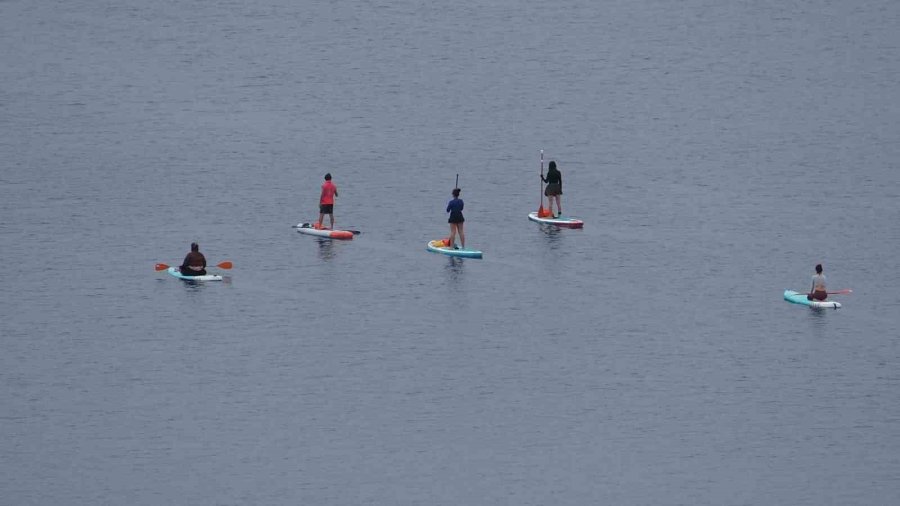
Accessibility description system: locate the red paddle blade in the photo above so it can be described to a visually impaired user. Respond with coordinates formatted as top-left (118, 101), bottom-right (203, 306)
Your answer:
top-left (216, 261), bottom-right (233, 270)
top-left (155, 263), bottom-right (170, 271)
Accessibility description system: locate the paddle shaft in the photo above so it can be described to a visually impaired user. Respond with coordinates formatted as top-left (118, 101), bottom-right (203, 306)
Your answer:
top-left (539, 150), bottom-right (544, 210)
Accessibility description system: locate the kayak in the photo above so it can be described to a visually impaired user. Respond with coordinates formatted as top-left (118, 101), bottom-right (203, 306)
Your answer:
top-left (426, 240), bottom-right (483, 259)
top-left (167, 266), bottom-right (223, 282)
top-left (294, 223), bottom-right (354, 240)
top-left (783, 290), bottom-right (840, 309)
top-left (527, 211), bottom-right (584, 228)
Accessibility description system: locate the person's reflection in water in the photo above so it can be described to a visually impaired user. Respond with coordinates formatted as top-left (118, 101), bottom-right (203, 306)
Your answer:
top-left (316, 238), bottom-right (335, 261)
top-left (539, 223), bottom-right (562, 250)
top-left (445, 257), bottom-right (464, 282)
top-left (807, 305), bottom-right (830, 327)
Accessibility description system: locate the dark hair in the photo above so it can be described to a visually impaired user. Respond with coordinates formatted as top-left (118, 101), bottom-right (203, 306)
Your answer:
top-left (452, 188), bottom-right (461, 197)
top-left (815, 264), bottom-right (822, 274)
top-left (191, 242), bottom-right (199, 252)
top-left (548, 161), bottom-right (557, 171)
top-left (324, 173), bottom-right (332, 180)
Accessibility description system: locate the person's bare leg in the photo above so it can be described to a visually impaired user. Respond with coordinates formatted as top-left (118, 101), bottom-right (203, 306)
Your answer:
top-left (449, 223), bottom-right (458, 248)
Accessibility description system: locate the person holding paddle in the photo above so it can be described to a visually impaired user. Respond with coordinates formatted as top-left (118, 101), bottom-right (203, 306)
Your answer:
top-left (446, 187), bottom-right (465, 249)
top-left (807, 263), bottom-right (828, 301)
top-left (541, 160), bottom-right (563, 218)
top-left (180, 242), bottom-right (207, 276)
top-left (316, 173), bottom-right (339, 230)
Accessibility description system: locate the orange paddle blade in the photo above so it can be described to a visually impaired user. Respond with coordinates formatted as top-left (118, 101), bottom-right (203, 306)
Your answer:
top-left (155, 263), bottom-right (170, 271)
top-left (215, 261), bottom-right (233, 270)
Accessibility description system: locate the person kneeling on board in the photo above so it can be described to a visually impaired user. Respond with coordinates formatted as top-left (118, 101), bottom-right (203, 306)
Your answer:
top-left (180, 242), bottom-right (207, 276)
top-left (807, 263), bottom-right (827, 301)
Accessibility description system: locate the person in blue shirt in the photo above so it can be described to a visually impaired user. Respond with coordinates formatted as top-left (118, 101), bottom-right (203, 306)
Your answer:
top-left (446, 188), bottom-right (465, 249)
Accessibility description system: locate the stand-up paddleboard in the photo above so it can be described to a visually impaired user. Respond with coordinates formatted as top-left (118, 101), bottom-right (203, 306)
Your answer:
top-left (426, 240), bottom-right (483, 259)
top-left (533, 150), bottom-right (582, 228)
top-left (784, 290), bottom-right (840, 309)
top-left (527, 211), bottom-right (584, 228)
top-left (167, 266), bottom-right (223, 282)
top-left (294, 223), bottom-right (354, 240)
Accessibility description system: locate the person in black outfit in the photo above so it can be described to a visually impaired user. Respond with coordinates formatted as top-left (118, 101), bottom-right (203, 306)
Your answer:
top-left (180, 242), bottom-right (207, 276)
top-left (446, 188), bottom-right (465, 249)
top-left (541, 160), bottom-right (563, 218)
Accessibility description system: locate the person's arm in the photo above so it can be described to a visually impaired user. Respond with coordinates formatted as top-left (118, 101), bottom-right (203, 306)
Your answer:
top-left (559, 172), bottom-right (562, 190)
top-left (541, 174), bottom-right (547, 183)
top-left (446, 201), bottom-right (452, 213)
top-left (334, 186), bottom-right (338, 198)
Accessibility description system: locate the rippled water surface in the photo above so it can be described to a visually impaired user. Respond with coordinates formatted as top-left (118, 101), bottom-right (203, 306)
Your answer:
top-left (2, 0), bottom-right (899, 504)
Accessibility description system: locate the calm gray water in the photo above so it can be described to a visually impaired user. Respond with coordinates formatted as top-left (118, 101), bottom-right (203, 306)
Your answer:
top-left (2, 0), bottom-right (899, 504)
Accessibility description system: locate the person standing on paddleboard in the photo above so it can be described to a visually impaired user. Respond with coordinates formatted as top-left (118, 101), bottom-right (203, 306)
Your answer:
top-left (541, 160), bottom-right (562, 218)
top-left (316, 173), bottom-right (339, 230)
top-left (446, 188), bottom-right (465, 249)
top-left (808, 263), bottom-right (828, 301)
top-left (180, 242), bottom-right (207, 276)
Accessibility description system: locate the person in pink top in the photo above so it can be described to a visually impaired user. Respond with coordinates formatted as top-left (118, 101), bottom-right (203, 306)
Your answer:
top-left (316, 173), bottom-right (339, 229)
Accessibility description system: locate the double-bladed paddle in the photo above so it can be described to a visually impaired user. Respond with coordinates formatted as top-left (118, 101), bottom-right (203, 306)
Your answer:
top-left (155, 261), bottom-right (233, 271)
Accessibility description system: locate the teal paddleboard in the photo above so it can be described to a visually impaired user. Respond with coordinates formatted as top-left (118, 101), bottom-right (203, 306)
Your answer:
top-left (426, 240), bottom-right (483, 259)
top-left (784, 289), bottom-right (840, 309)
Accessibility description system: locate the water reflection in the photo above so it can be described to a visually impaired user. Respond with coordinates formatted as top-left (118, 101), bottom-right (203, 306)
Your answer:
top-left (444, 256), bottom-right (464, 281)
top-left (316, 238), bottom-right (335, 261)
top-left (537, 223), bottom-right (563, 249)
top-left (806, 304), bottom-right (835, 331)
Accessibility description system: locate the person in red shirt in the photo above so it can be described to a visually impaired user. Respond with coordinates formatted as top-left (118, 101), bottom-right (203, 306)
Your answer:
top-left (316, 173), bottom-right (339, 229)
